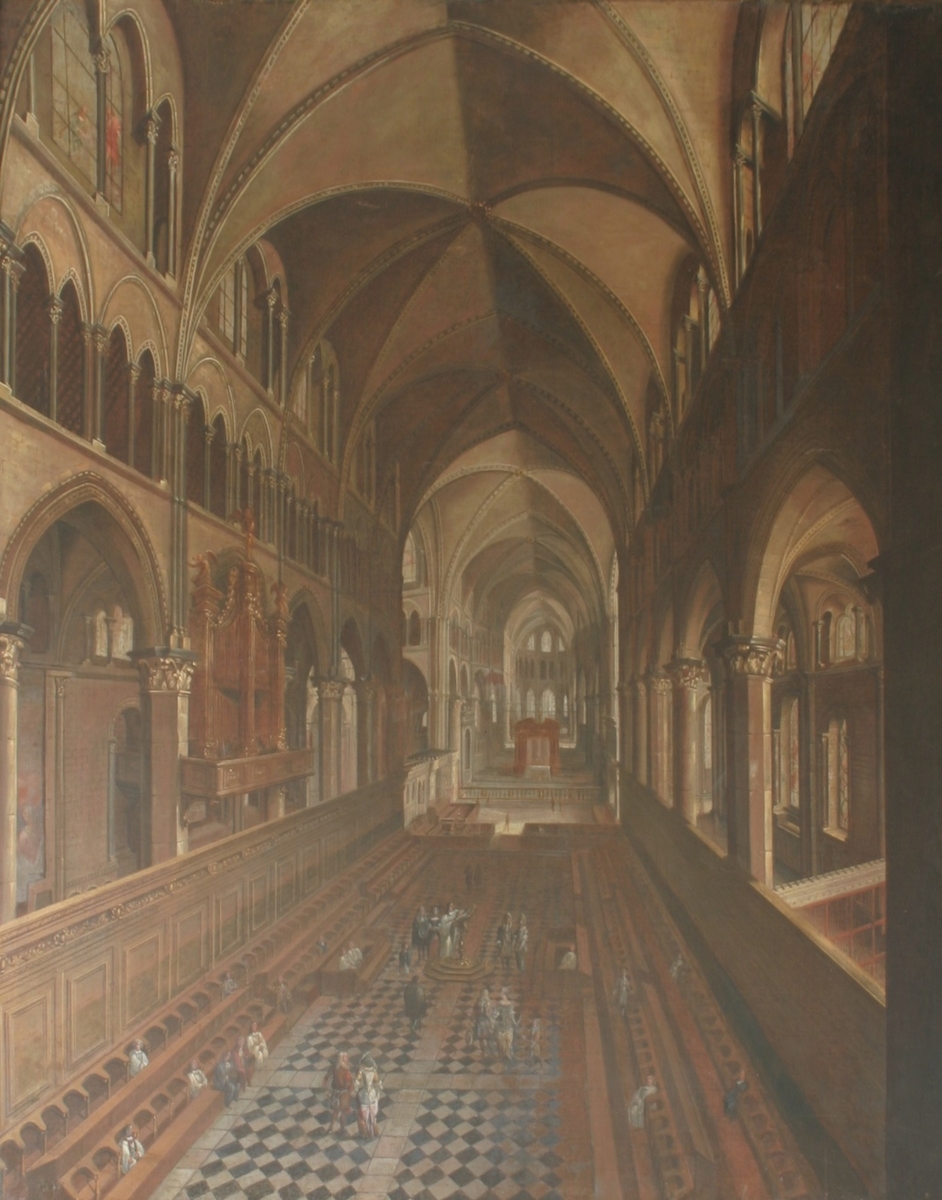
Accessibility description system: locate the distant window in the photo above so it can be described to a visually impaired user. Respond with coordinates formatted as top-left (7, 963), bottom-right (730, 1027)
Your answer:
top-left (219, 265), bottom-right (236, 345)
top-left (557, 636), bottom-right (565, 653)
top-left (526, 690), bottom-right (536, 718)
top-left (780, 696), bottom-right (800, 812)
top-left (526, 634), bottom-right (535, 652)
top-left (238, 260), bottom-right (249, 356)
top-left (800, 4), bottom-right (848, 117)
top-left (541, 689), bottom-right (555, 718)
top-left (402, 533), bottom-right (417, 584)
top-left (541, 631), bottom-right (552, 653)
top-left (825, 716), bottom-right (850, 834)
top-left (52, 3), bottom-right (97, 187)
top-left (339, 647), bottom-right (356, 682)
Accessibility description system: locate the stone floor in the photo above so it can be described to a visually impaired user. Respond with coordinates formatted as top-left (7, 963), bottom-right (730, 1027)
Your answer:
top-left (153, 842), bottom-right (825, 1200)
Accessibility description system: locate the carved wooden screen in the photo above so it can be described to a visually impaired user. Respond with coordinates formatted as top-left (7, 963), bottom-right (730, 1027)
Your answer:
top-left (189, 521), bottom-right (287, 760)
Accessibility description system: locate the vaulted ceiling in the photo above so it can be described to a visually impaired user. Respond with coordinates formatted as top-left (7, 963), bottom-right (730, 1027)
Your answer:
top-left (169, 0), bottom-right (737, 634)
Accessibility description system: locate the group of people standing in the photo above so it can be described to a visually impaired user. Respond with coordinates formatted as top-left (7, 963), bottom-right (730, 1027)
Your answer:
top-left (496, 911), bottom-right (528, 971)
top-left (471, 984), bottom-right (528, 1060)
top-left (411, 902), bottom-right (472, 962)
top-left (323, 1050), bottom-right (384, 1138)
top-left (211, 1021), bottom-right (270, 1106)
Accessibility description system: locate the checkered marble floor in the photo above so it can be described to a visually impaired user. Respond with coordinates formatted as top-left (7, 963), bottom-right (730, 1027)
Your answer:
top-left (154, 852), bottom-right (586, 1200)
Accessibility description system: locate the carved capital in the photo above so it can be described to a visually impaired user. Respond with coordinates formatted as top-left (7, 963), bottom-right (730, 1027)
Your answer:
top-left (667, 658), bottom-right (707, 690)
top-left (645, 671), bottom-right (672, 695)
top-left (143, 111), bottom-right (160, 146)
top-left (320, 679), bottom-right (346, 702)
top-left (1, 252), bottom-right (24, 290)
top-left (0, 633), bottom-right (27, 682)
top-left (167, 148), bottom-right (180, 174)
top-left (719, 636), bottom-right (784, 678)
top-left (276, 307), bottom-right (290, 332)
top-left (136, 654), bottom-right (195, 694)
top-left (93, 44), bottom-right (111, 75)
top-left (46, 295), bottom-right (63, 325)
top-left (91, 324), bottom-right (109, 356)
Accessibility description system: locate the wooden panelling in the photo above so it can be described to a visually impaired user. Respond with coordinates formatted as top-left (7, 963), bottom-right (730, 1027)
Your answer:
top-left (248, 870), bottom-right (271, 933)
top-left (174, 906), bottom-right (207, 991)
top-left (124, 932), bottom-right (164, 1026)
top-left (214, 887), bottom-right (242, 960)
top-left (276, 857), bottom-right (295, 916)
top-left (67, 961), bottom-right (110, 1068)
top-left (0, 777), bottom-right (402, 1131)
top-left (5, 995), bottom-right (50, 1114)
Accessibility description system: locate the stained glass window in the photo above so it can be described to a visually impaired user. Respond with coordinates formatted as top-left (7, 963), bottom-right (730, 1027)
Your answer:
top-left (800, 5), bottom-right (848, 120)
top-left (52, 3), bottom-right (97, 187)
top-left (219, 265), bottom-right (236, 345)
top-left (103, 38), bottom-right (122, 211)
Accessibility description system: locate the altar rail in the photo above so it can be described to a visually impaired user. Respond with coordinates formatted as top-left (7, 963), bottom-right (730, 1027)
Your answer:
top-left (0, 777), bottom-right (403, 1133)
top-left (403, 752), bottom-right (455, 827)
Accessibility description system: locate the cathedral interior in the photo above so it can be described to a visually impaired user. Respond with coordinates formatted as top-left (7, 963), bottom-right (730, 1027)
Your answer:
top-left (0, 1), bottom-right (939, 1197)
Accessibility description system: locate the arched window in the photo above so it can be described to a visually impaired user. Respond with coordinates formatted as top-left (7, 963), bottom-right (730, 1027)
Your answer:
top-left (16, 245), bottom-right (50, 416)
top-left (526, 690), bottom-right (536, 718)
top-left (209, 415), bottom-right (228, 518)
top-left (185, 394), bottom-right (207, 506)
top-left (541, 689), bottom-right (556, 719)
top-left (51, 2), bottom-right (97, 189)
top-left (526, 634), bottom-right (535, 652)
top-left (102, 34), bottom-right (123, 211)
top-left (134, 349), bottom-right (155, 478)
top-left (239, 437), bottom-right (252, 514)
top-left (153, 99), bottom-right (176, 275)
top-left (824, 715), bottom-right (850, 834)
top-left (56, 282), bottom-right (84, 437)
top-left (835, 605), bottom-right (857, 661)
top-left (339, 648), bottom-right (357, 794)
top-left (779, 695), bottom-right (801, 812)
top-left (218, 264), bottom-right (236, 346)
top-left (557, 636), bottom-right (565, 653)
top-left (783, 5), bottom-right (849, 157)
top-left (103, 326), bottom-right (129, 461)
top-left (402, 532), bottom-right (417, 584)
top-left (541, 630), bottom-right (552, 653)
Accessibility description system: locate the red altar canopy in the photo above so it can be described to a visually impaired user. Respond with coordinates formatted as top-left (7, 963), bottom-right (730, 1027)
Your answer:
top-left (513, 718), bottom-right (561, 777)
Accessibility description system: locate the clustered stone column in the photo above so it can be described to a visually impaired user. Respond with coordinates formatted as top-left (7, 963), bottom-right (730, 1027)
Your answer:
top-left (0, 624), bottom-right (31, 924)
top-left (668, 658), bottom-right (706, 825)
top-left (136, 652), bottom-right (195, 863)
top-left (646, 670), bottom-right (673, 804)
top-left (319, 680), bottom-right (345, 801)
top-left (719, 636), bottom-right (784, 885)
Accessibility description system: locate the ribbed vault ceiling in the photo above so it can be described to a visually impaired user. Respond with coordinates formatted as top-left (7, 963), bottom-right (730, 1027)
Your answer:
top-left (165, 0), bottom-right (738, 637)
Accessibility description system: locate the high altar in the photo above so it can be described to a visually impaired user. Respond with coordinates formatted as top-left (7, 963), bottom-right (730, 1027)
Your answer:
top-left (513, 718), bottom-right (561, 779)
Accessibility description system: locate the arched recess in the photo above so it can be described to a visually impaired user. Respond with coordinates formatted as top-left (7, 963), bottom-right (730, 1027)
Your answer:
top-left (748, 462), bottom-right (882, 879)
top-left (371, 633), bottom-right (392, 779)
top-left (402, 659), bottom-right (429, 757)
top-left (748, 462), bottom-right (879, 641)
top-left (339, 617), bottom-right (365, 681)
top-left (0, 472), bottom-right (167, 647)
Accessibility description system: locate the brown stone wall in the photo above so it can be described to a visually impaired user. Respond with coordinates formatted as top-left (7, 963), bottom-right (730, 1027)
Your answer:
top-left (625, 780), bottom-right (886, 1195)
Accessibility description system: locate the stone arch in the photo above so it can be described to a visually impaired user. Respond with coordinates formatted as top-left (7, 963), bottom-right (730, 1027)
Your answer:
top-left (0, 472), bottom-right (167, 646)
top-left (746, 461), bottom-right (879, 641)
top-left (679, 557), bottom-right (725, 659)
top-left (14, 194), bottom-right (94, 318)
top-left (100, 276), bottom-right (170, 371)
top-left (339, 616), bottom-right (366, 680)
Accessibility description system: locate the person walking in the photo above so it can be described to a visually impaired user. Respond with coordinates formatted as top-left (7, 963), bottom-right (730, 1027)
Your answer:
top-left (514, 913), bottom-right (529, 972)
top-left (403, 975), bottom-right (428, 1032)
top-left (496, 912), bottom-right (514, 969)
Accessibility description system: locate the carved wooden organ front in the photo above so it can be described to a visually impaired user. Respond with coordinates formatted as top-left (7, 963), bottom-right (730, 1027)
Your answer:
top-left (188, 538), bottom-right (288, 761)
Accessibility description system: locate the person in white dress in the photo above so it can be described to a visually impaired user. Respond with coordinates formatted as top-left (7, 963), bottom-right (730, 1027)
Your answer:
top-left (628, 1074), bottom-right (658, 1128)
top-left (118, 1125), bottom-right (144, 1174)
top-left (246, 1021), bottom-right (269, 1066)
top-left (186, 1059), bottom-right (208, 1098)
top-left (127, 1040), bottom-right (149, 1077)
